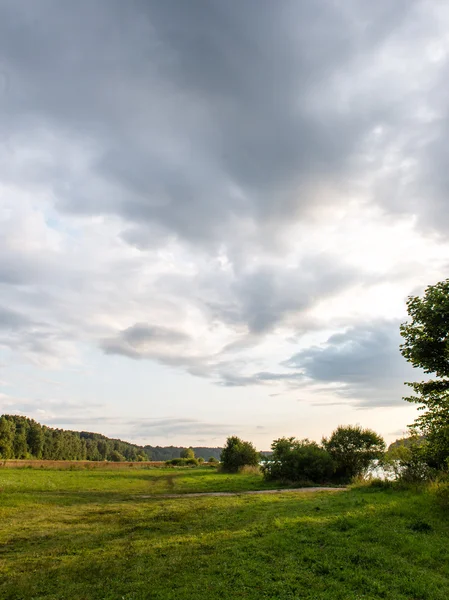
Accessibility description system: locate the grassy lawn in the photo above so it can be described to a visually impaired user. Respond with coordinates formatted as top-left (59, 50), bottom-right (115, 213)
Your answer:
top-left (0, 466), bottom-right (292, 496)
top-left (0, 468), bottom-right (448, 599)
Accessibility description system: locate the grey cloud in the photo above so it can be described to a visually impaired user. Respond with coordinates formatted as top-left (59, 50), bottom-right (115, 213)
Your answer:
top-left (218, 370), bottom-right (303, 388)
top-left (0, 306), bottom-right (30, 330)
top-left (101, 322), bottom-right (197, 363)
top-left (284, 320), bottom-right (420, 407)
top-left (120, 323), bottom-right (189, 346)
top-left (214, 320), bottom-right (420, 408)
top-left (1, 0), bottom-right (438, 253)
top-left (228, 257), bottom-right (357, 334)
top-left (157, 253), bottom-right (359, 342)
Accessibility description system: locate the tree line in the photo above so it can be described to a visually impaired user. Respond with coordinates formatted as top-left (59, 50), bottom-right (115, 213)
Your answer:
top-left (0, 415), bottom-right (222, 461)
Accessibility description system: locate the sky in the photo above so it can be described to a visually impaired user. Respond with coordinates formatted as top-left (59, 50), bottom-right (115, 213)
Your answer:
top-left (1, 0), bottom-right (449, 449)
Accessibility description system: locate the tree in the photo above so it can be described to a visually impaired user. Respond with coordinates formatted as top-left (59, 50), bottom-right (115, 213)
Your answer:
top-left (180, 447), bottom-right (195, 459)
top-left (322, 425), bottom-right (385, 482)
top-left (400, 279), bottom-right (449, 470)
top-left (263, 437), bottom-right (335, 483)
top-left (13, 420), bottom-right (28, 459)
top-left (108, 450), bottom-right (126, 462)
top-left (220, 436), bottom-right (259, 472)
top-left (27, 420), bottom-right (44, 458)
top-left (0, 417), bottom-right (15, 459)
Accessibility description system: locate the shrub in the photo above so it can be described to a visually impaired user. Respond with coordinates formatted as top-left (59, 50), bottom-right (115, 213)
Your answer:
top-left (180, 448), bottom-right (195, 459)
top-left (108, 450), bottom-right (126, 462)
top-left (322, 425), bottom-right (385, 482)
top-left (262, 437), bottom-right (335, 484)
top-left (208, 457), bottom-right (219, 464)
top-left (220, 436), bottom-right (259, 472)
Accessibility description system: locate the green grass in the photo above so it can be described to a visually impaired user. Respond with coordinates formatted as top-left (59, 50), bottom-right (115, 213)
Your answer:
top-left (0, 466), bottom-right (292, 495)
top-left (0, 468), bottom-right (448, 599)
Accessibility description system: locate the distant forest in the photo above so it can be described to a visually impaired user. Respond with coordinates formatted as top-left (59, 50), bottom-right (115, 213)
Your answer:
top-left (0, 415), bottom-right (223, 461)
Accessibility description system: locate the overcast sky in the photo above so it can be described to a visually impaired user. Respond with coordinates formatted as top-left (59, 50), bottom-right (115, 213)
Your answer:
top-left (1, 0), bottom-right (448, 448)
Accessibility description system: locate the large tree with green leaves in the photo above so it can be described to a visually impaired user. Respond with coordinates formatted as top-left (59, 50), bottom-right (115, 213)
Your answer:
top-left (220, 436), bottom-right (259, 472)
top-left (400, 279), bottom-right (449, 469)
top-left (322, 425), bottom-right (385, 482)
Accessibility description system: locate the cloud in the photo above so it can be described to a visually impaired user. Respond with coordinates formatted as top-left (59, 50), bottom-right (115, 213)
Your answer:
top-left (283, 320), bottom-right (420, 407)
top-left (212, 320), bottom-right (422, 409)
top-left (0, 306), bottom-right (30, 330)
top-left (2, 0), bottom-right (447, 252)
top-left (102, 323), bottom-right (191, 359)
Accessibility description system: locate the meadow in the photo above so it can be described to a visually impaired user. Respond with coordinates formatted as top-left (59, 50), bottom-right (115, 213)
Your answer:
top-left (1, 466), bottom-right (448, 599)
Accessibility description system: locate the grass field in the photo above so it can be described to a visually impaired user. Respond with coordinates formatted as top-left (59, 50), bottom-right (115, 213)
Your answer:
top-left (1, 467), bottom-right (448, 599)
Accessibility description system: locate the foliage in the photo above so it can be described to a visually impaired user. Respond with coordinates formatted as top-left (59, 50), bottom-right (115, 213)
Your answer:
top-left (220, 436), bottom-right (260, 472)
top-left (262, 437), bottom-right (335, 483)
top-left (322, 425), bottom-right (386, 482)
top-left (400, 279), bottom-right (449, 470)
top-left (208, 456), bottom-right (219, 463)
top-left (1, 468), bottom-right (449, 600)
top-left (109, 450), bottom-right (126, 462)
top-left (180, 447), bottom-right (195, 459)
top-left (382, 437), bottom-right (434, 482)
top-left (0, 415), bottom-right (151, 461)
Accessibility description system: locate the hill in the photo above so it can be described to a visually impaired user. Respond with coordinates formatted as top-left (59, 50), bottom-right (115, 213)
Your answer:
top-left (0, 414), bottom-right (222, 461)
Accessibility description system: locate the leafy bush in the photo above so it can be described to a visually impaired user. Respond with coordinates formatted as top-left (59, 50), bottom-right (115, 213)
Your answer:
top-left (220, 436), bottom-right (259, 472)
top-left (180, 448), bottom-right (195, 459)
top-left (262, 437), bottom-right (335, 484)
top-left (381, 436), bottom-right (440, 483)
top-left (322, 425), bottom-right (385, 482)
top-left (208, 457), bottom-right (219, 464)
top-left (108, 450), bottom-right (126, 462)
